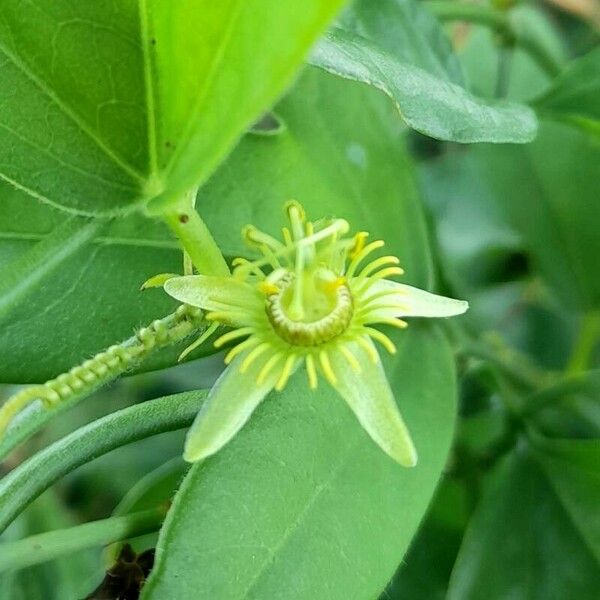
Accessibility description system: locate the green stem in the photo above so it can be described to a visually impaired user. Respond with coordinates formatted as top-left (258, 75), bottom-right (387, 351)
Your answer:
top-left (0, 390), bottom-right (206, 534)
top-left (425, 1), bottom-right (562, 77)
top-left (0, 305), bottom-right (205, 461)
top-left (0, 507), bottom-right (165, 573)
top-left (566, 311), bottom-right (600, 376)
top-left (162, 190), bottom-right (230, 276)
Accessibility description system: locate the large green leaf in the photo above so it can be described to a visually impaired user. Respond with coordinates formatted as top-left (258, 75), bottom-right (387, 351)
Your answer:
top-left (0, 183), bottom-right (185, 383)
top-left (448, 448), bottom-right (600, 600)
top-left (143, 326), bottom-right (456, 599)
top-left (473, 121), bottom-right (600, 310)
top-left (535, 47), bottom-right (600, 134)
top-left (0, 0), bottom-right (345, 215)
top-left (143, 68), bottom-right (458, 599)
top-left (308, 0), bottom-right (537, 143)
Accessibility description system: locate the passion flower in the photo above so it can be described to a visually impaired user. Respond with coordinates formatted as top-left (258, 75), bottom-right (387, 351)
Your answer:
top-left (163, 202), bottom-right (468, 466)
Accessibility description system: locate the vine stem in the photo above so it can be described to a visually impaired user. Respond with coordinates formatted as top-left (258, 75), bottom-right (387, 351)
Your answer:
top-left (0, 305), bottom-right (205, 459)
top-left (424, 1), bottom-right (563, 77)
top-left (566, 311), bottom-right (600, 376)
top-left (0, 507), bottom-right (166, 573)
top-left (161, 189), bottom-right (230, 277)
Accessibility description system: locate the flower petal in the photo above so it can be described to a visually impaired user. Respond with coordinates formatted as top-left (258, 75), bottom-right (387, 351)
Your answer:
top-left (364, 280), bottom-right (468, 319)
top-left (164, 275), bottom-right (263, 320)
top-left (183, 352), bottom-right (279, 462)
top-left (329, 339), bottom-right (417, 467)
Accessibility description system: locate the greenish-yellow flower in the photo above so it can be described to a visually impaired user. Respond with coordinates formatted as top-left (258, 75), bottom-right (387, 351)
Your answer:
top-left (163, 202), bottom-right (468, 467)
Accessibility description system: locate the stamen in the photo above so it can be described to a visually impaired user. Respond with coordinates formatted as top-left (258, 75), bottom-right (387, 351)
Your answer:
top-left (224, 337), bottom-right (259, 364)
top-left (305, 354), bottom-right (318, 389)
top-left (243, 225), bottom-right (285, 253)
top-left (214, 327), bottom-right (254, 348)
top-left (257, 281), bottom-right (280, 296)
top-left (319, 350), bottom-right (337, 385)
top-left (364, 327), bottom-right (397, 354)
top-left (349, 232), bottom-right (369, 259)
top-left (346, 240), bottom-right (385, 279)
top-left (178, 322), bottom-right (219, 361)
top-left (339, 345), bottom-right (362, 373)
top-left (232, 257), bottom-right (266, 280)
top-left (240, 342), bottom-right (270, 373)
top-left (257, 353), bottom-right (283, 385)
top-left (275, 354), bottom-right (298, 391)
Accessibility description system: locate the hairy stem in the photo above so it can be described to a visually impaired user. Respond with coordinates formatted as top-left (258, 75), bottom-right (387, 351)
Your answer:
top-left (0, 305), bottom-right (205, 460)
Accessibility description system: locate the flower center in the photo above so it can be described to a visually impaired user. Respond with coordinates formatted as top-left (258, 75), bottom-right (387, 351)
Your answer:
top-left (266, 273), bottom-right (353, 346)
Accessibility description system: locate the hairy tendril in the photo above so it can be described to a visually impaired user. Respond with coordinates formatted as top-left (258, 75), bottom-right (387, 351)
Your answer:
top-left (0, 305), bottom-right (204, 437)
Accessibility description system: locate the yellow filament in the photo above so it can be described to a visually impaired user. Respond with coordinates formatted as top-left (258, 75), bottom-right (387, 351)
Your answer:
top-left (275, 354), bottom-right (297, 391)
top-left (349, 232), bottom-right (369, 259)
top-left (373, 317), bottom-right (408, 329)
top-left (355, 336), bottom-right (379, 363)
top-left (305, 354), bottom-right (318, 389)
top-left (364, 328), bottom-right (397, 354)
top-left (339, 345), bottom-right (362, 373)
top-left (257, 353), bottom-right (283, 385)
top-left (346, 240), bottom-right (385, 279)
top-left (178, 322), bottom-right (219, 361)
top-left (224, 337), bottom-right (258, 364)
top-left (358, 256), bottom-right (400, 278)
top-left (319, 350), bottom-right (337, 385)
top-left (240, 342), bottom-right (270, 373)
top-left (214, 327), bottom-right (253, 348)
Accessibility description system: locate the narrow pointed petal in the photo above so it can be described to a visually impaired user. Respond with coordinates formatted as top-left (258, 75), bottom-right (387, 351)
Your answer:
top-left (329, 340), bottom-right (417, 467)
top-left (164, 275), bottom-right (263, 316)
top-left (364, 280), bottom-right (468, 319)
top-left (183, 353), bottom-right (278, 462)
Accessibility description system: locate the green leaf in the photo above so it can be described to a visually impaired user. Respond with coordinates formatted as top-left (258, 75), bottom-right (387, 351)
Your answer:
top-left (0, 183), bottom-right (196, 383)
top-left (448, 449), bottom-right (600, 600)
top-left (309, 2), bottom-right (538, 145)
top-left (530, 433), bottom-right (600, 562)
top-left (143, 68), bottom-right (458, 599)
top-left (473, 121), bottom-right (600, 310)
top-left (0, 390), bottom-right (206, 534)
top-left (310, 28), bottom-right (537, 144)
top-left (143, 326), bottom-right (456, 600)
top-left (0, 1), bottom-right (346, 215)
top-left (535, 47), bottom-right (600, 135)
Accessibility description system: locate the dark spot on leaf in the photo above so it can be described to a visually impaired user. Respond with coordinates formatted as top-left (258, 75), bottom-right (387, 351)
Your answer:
top-left (179, 214), bottom-right (189, 224)
top-left (249, 112), bottom-right (285, 136)
top-left (150, 38), bottom-right (156, 46)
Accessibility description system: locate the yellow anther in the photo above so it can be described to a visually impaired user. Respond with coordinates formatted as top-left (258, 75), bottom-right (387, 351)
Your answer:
top-left (349, 232), bottom-right (369, 259)
top-left (257, 281), bottom-right (280, 296)
top-left (324, 276), bottom-right (346, 294)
